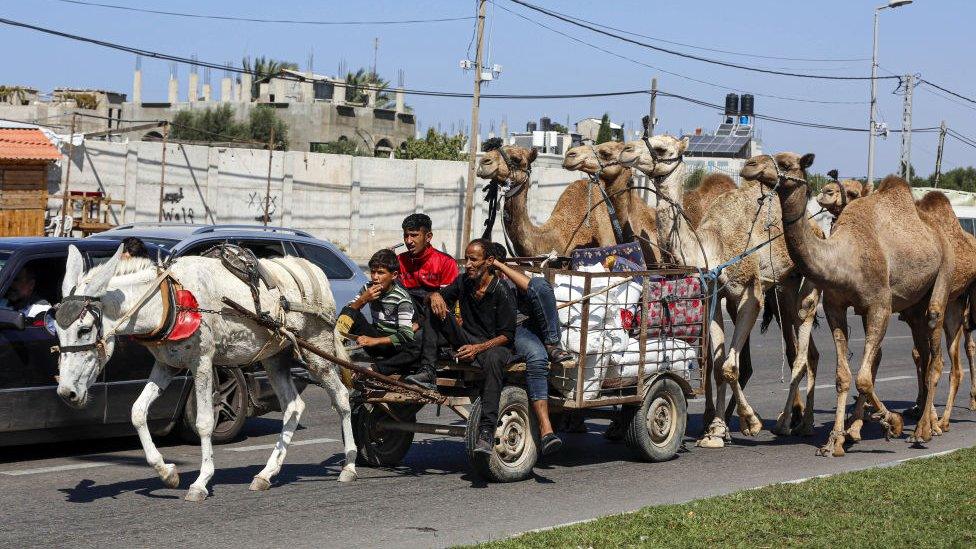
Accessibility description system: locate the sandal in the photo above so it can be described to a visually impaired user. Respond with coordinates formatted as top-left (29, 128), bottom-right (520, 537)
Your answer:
top-left (541, 433), bottom-right (563, 456)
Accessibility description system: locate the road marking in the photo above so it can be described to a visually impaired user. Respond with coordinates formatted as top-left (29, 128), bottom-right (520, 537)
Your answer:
top-left (0, 462), bottom-right (111, 476)
top-left (225, 437), bottom-right (338, 452)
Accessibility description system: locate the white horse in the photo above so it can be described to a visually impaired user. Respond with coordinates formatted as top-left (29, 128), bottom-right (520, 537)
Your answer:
top-left (53, 244), bottom-right (356, 502)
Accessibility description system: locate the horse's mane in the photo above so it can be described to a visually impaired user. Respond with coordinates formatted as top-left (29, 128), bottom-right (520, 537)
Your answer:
top-left (81, 256), bottom-right (156, 283)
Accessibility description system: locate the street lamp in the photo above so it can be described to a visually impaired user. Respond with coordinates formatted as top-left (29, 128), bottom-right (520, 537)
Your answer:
top-left (867, 0), bottom-right (913, 187)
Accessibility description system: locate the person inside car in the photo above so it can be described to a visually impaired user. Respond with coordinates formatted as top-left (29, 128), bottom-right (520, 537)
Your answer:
top-left (337, 249), bottom-right (421, 375)
top-left (0, 266), bottom-right (51, 320)
top-left (486, 242), bottom-right (571, 455)
top-left (397, 213), bottom-right (460, 389)
top-left (422, 238), bottom-right (516, 455)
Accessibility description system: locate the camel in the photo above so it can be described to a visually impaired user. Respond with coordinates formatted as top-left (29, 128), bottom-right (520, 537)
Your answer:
top-left (54, 246), bottom-right (357, 501)
top-left (684, 173), bottom-right (737, 229)
top-left (618, 136), bottom-right (822, 444)
top-left (477, 141), bottom-right (617, 256)
top-left (817, 179), bottom-right (873, 218)
top-left (750, 153), bottom-right (953, 457)
top-left (562, 142), bottom-right (662, 263)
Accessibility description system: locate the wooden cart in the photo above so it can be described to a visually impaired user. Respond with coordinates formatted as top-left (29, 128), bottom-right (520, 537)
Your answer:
top-left (350, 263), bottom-right (710, 482)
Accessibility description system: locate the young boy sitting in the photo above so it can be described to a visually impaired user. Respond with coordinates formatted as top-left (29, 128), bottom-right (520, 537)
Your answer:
top-left (337, 249), bottom-right (420, 375)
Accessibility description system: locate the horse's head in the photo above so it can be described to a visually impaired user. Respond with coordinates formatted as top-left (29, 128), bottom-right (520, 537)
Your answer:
top-left (54, 244), bottom-right (124, 408)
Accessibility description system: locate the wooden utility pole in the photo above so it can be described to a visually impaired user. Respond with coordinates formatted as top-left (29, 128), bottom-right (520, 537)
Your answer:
top-left (934, 120), bottom-right (947, 188)
top-left (898, 73), bottom-right (914, 180)
top-left (263, 125), bottom-right (275, 226)
top-left (461, 0), bottom-right (487, 246)
top-left (157, 122), bottom-right (169, 222)
top-left (60, 113), bottom-right (77, 236)
top-left (647, 77), bottom-right (658, 136)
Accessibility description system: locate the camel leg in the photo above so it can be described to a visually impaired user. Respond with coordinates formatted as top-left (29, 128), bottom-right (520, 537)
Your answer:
top-left (132, 361), bottom-right (180, 488)
top-left (796, 281), bottom-right (821, 436)
top-left (186, 358), bottom-right (216, 502)
top-left (819, 303), bottom-right (852, 457)
top-left (698, 306), bottom-right (729, 448)
top-left (306, 354), bottom-right (358, 482)
top-left (936, 302), bottom-right (963, 432)
top-left (250, 354), bottom-right (306, 491)
top-left (721, 291), bottom-right (763, 436)
top-left (967, 329), bottom-right (976, 411)
top-left (771, 284), bottom-right (806, 437)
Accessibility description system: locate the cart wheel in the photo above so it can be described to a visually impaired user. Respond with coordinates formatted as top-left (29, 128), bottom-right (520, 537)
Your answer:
top-left (466, 385), bottom-right (539, 483)
top-left (352, 403), bottom-right (416, 467)
top-left (625, 378), bottom-right (687, 462)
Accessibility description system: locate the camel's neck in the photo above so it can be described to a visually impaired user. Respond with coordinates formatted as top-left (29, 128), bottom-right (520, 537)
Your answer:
top-left (601, 168), bottom-right (634, 215)
top-left (103, 268), bottom-right (167, 337)
top-left (500, 176), bottom-right (545, 256)
top-left (651, 162), bottom-right (705, 267)
top-left (777, 184), bottom-right (836, 283)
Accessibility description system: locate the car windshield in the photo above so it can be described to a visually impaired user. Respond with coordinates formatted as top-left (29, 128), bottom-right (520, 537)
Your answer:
top-left (94, 236), bottom-right (180, 251)
top-left (0, 251), bottom-right (10, 274)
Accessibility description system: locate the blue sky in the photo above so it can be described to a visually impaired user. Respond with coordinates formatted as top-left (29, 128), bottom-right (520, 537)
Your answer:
top-left (3, 0), bottom-right (974, 177)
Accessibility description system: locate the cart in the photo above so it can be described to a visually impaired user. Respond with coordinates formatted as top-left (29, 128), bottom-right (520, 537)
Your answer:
top-left (349, 262), bottom-right (709, 483)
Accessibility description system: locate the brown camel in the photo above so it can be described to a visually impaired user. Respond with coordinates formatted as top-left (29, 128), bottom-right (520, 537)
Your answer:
top-left (816, 179), bottom-right (873, 218)
top-left (684, 173), bottom-right (737, 229)
top-left (562, 142), bottom-right (662, 263)
top-left (618, 136), bottom-right (822, 445)
top-left (750, 153), bottom-right (953, 457)
top-left (477, 143), bottom-right (616, 256)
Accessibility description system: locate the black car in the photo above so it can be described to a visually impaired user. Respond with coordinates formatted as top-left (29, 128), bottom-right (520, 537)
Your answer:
top-left (0, 227), bottom-right (367, 447)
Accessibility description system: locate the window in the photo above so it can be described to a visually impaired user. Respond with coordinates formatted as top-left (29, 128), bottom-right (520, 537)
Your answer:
top-left (181, 239), bottom-right (286, 259)
top-left (960, 218), bottom-right (976, 236)
top-left (5, 256), bottom-right (65, 305)
top-left (0, 251), bottom-right (10, 274)
top-left (296, 243), bottom-right (353, 279)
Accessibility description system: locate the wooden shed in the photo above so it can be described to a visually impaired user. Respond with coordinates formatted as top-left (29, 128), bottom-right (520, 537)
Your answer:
top-left (0, 128), bottom-right (60, 236)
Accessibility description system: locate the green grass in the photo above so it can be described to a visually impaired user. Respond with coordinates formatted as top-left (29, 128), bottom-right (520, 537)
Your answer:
top-left (476, 447), bottom-right (976, 548)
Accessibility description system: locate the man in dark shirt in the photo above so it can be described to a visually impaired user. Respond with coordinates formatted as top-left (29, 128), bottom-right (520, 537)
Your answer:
top-left (417, 238), bottom-right (516, 454)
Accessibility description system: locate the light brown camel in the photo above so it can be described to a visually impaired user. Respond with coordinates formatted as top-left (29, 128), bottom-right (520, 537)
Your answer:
top-left (562, 142), bottom-right (662, 263)
top-left (618, 136), bottom-right (822, 444)
top-left (751, 154), bottom-right (953, 457)
top-left (684, 173), bottom-right (737, 229)
top-left (477, 143), bottom-right (616, 256)
top-left (814, 185), bottom-right (976, 425)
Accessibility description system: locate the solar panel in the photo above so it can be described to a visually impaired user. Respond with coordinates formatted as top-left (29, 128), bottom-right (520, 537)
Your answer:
top-left (684, 134), bottom-right (751, 156)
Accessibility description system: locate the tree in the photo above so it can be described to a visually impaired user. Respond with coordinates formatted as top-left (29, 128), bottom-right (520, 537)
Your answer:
top-left (595, 113), bottom-right (613, 144)
top-left (248, 106), bottom-right (288, 149)
top-left (310, 139), bottom-right (369, 156)
top-left (927, 167), bottom-right (976, 192)
top-left (683, 167), bottom-right (706, 191)
top-left (551, 122), bottom-right (569, 134)
top-left (168, 104), bottom-right (288, 149)
top-left (395, 128), bottom-right (468, 161)
top-left (241, 56), bottom-right (300, 97)
top-left (345, 68), bottom-right (394, 108)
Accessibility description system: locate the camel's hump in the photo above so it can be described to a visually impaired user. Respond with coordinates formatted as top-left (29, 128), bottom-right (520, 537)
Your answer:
top-left (697, 173), bottom-right (737, 195)
top-left (875, 175), bottom-right (911, 194)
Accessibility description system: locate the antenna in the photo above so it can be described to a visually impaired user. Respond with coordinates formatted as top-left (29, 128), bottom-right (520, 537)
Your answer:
top-left (306, 48), bottom-right (314, 75)
top-left (397, 69), bottom-right (405, 88)
top-left (372, 37), bottom-right (379, 76)
top-left (135, 54), bottom-right (142, 71)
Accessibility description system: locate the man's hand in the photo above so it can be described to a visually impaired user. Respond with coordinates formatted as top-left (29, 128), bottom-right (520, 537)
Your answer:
top-left (430, 292), bottom-right (449, 320)
top-left (358, 283), bottom-right (384, 304)
top-left (356, 335), bottom-right (383, 347)
top-left (455, 342), bottom-right (486, 361)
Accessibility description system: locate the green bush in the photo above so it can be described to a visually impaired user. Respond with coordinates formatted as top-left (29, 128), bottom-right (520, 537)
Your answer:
top-left (169, 104), bottom-right (287, 149)
top-left (395, 128), bottom-right (467, 161)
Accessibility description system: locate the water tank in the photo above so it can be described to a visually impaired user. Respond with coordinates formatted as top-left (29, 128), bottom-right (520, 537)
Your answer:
top-left (740, 94), bottom-right (754, 116)
top-left (540, 117), bottom-right (551, 131)
top-left (526, 121), bottom-right (537, 132)
top-left (724, 93), bottom-right (739, 116)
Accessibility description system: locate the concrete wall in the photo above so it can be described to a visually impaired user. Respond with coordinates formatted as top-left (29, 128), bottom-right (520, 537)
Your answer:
top-left (52, 141), bottom-right (645, 261)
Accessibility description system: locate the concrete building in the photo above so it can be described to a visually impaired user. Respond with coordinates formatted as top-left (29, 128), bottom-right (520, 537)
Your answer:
top-left (0, 86), bottom-right (127, 134)
top-left (575, 117), bottom-right (625, 143)
top-left (681, 93), bottom-right (763, 184)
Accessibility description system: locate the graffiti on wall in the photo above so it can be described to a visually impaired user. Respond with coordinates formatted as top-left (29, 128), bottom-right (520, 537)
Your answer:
top-left (161, 186), bottom-right (195, 223)
top-left (247, 191), bottom-right (278, 222)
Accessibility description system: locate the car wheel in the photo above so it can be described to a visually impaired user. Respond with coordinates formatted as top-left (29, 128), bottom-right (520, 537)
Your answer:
top-left (178, 367), bottom-right (248, 444)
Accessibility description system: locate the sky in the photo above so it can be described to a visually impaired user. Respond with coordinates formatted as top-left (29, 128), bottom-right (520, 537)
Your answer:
top-left (2, 0), bottom-right (975, 178)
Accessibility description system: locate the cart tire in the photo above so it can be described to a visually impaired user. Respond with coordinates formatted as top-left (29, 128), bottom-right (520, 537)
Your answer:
top-left (466, 386), bottom-right (539, 483)
top-left (625, 378), bottom-right (687, 462)
top-left (352, 403), bottom-right (415, 467)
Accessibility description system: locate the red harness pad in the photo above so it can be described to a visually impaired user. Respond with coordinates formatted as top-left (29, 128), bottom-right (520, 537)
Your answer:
top-left (168, 289), bottom-right (202, 341)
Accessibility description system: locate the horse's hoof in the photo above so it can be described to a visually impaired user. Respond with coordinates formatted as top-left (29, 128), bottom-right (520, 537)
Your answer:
top-left (338, 469), bottom-right (358, 483)
top-left (184, 487), bottom-right (208, 502)
top-left (249, 477), bottom-right (271, 492)
top-left (161, 464), bottom-right (180, 489)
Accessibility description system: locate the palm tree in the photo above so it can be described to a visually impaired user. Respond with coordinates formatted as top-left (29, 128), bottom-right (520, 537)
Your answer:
top-left (241, 56), bottom-right (300, 98)
top-left (344, 68), bottom-right (393, 109)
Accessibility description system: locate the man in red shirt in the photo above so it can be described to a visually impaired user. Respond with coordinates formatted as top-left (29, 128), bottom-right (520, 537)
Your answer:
top-left (397, 213), bottom-right (459, 388)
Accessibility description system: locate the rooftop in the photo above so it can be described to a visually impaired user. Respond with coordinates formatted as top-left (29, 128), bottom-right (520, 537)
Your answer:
top-left (0, 128), bottom-right (60, 161)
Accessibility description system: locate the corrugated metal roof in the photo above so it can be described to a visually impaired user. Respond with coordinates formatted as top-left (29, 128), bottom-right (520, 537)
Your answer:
top-left (0, 128), bottom-right (60, 161)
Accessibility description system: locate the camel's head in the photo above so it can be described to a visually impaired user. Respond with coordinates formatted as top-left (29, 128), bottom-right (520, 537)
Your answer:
top-left (54, 244), bottom-right (124, 408)
top-left (617, 135), bottom-right (688, 178)
top-left (741, 152), bottom-right (815, 191)
top-left (562, 141), bottom-right (627, 180)
top-left (477, 140), bottom-right (536, 186)
top-left (816, 179), bottom-right (872, 216)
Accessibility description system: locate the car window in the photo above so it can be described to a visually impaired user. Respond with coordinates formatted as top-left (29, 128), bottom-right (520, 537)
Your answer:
top-left (229, 239), bottom-right (286, 259)
top-left (0, 251), bottom-right (10, 274)
top-left (3, 256), bottom-right (65, 309)
top-left (295, 243), bottom-right (354, 279)
top-left (95, 236), bottom-right (180, 251)
top-left (959, 218), bottom-right (975, 236)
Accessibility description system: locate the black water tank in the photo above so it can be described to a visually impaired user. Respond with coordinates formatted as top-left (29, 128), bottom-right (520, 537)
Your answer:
top-left (724, 93), bottom-right (739, 116)
top-left (740, 94), bottom-right (755, 116)
top-left (526, 121), bottom-right (537, 132)
top-left (540, 117), bottom-right (551, 131)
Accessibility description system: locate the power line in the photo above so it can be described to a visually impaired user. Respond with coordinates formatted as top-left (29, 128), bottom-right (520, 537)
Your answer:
top-left (50, 0), bottom-right (474, 25)
top-left (505, 0), bottom-right (898, 81)
top-left (920, 78), bottom-right (976, 106)
top-left (492, 1), bottom-right (867, 105)
top-left (504, 1), bottom-right (869, 63)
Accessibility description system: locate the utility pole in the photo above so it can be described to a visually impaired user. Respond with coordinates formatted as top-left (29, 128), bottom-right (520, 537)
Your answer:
top-left (461, 0), bottom-right (487, 246)
top-left (934, 120), bottom-right (947, 188)
top-left (647, 77), bottom-right (658, 136)
top-left (372, 37), bottom-right (379, 77)
top-left (60, 113), bottom-right (77, 236)
top-left (899, 73), bottom-right (914, 180)
top-left (157, 122), bottom-right (169, 222)
top-left (264, 125), bottom-right (276, 226)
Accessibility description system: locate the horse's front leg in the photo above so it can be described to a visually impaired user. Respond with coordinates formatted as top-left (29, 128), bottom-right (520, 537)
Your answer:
top-left (250, 355), bottom-right (305, 491)
top-left (186, 358), bottom-right (216, 502)
top-left (132, 361), bottom-right (180, 488)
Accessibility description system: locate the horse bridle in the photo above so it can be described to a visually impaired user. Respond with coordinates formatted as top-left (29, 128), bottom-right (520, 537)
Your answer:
top-left (50, 293), bottom-right (107, 356)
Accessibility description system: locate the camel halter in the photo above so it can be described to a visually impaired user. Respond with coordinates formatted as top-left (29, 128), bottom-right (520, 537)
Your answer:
top-left (752, 154), bottom-right (810, 226)
top-left (640, 132), bottom-right (684, 169)
top-left (585, 144), bottom-right (625, 244)
top-left (481, 146), bottom-right (530, 255)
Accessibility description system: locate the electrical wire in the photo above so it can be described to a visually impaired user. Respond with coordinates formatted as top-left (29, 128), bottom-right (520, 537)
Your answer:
top-left (50, 0), bottom-right (474, 25)
top-left (506, 0), bottom-right (897, 81)
top-left (920, 79), bottom-right (976, 106)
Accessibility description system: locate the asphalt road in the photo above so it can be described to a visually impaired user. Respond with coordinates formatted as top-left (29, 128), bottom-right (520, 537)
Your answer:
top-left (1, 313), bottom-right (974, 548)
